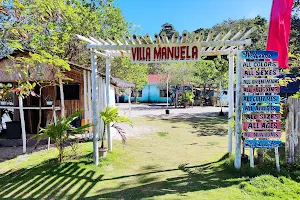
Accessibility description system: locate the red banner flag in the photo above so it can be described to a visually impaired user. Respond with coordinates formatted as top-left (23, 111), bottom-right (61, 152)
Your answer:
top-left (266, 0), bottom-right (293, 69)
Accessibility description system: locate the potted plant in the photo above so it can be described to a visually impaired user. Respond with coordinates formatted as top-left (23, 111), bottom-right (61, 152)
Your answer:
top-left (32, 110), bottom-right (90, 162)
top-left (45, 96), bottom-right (53, 106)
top-left (99, 106), bottom-right (132, 157)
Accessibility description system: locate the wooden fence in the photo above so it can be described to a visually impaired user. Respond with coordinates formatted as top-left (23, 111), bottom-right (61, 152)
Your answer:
top-left (286, 97), bottom-right (300, 163)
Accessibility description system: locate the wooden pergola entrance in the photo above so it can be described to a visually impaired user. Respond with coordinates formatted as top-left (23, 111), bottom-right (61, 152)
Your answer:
top-left (78, 28), bottom-right (255, 166)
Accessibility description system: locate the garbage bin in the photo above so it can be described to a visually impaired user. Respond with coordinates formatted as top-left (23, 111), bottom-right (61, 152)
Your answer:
top-left (6, 121), bottom-right (22, 139)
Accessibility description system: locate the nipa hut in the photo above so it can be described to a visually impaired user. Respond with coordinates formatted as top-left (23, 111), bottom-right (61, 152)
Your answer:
top-left (0, 52), bottom-right (134, 153)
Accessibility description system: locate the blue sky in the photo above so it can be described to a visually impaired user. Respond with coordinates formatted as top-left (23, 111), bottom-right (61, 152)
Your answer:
top-left (115, 0), bottom-right (272, 36)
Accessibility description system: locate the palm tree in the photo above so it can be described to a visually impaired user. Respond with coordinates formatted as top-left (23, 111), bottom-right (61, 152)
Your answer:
top-left (99, 106), bottom-right (132, 150)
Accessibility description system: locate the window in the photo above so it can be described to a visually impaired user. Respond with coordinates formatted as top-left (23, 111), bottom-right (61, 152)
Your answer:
top-left (160, 90), bottom-right (172, 97)
top-left (56, 84), bottom-right (80, 100)
top-left (138, 90), bottom-right (142, 97)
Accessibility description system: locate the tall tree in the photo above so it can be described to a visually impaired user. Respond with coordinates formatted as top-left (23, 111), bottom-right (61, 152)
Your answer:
top-left (111, 57), bottom-right (149, 99)
top-left (0, 0), bottom-right (129, 66)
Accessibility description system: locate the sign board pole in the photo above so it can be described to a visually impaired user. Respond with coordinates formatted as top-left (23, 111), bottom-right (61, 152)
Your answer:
top-left (275, 147), bottom-right (280, 172)
top-left (228, 54), bottom-right (234, 153)
top-left (250, 148), bottom-right (254, 168)
top-left (234, 50), bottom-right (242, 169)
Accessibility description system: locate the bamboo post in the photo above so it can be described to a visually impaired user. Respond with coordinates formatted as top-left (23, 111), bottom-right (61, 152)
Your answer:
top-left (18, 96), bottom-right (26, 153)
top-left (91, 53), bottom-right (99, 166)
top-left (83, 70), bottom-right (88, 139)
top-left (59, 79), bottom-right (65, 119)
top-left (106, 57), bottom-right (112, 151)
top-left (227, 54), bottom-right (234, 153)
top-left (234, 50), bottom-right (242, 169)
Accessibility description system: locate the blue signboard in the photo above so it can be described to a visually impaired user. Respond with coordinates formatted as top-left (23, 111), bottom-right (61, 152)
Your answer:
top-left (243, 95), bottom-right (280, 104)
top-left (244, 140), bottom-right (282, 148)
top-left (241, 50), bottom-right (278, 60)
top-left (242, 105), bottom-right (280, 113)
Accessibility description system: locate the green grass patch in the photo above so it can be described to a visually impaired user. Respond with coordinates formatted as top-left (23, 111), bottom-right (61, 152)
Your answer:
top-left (0, 115), bottom-right (299, 199)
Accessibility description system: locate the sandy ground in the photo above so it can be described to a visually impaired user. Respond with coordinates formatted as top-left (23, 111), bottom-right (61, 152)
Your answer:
top-left (117, 103), bottom-right (228, 118)
top-left (0, 104), bottom-right (228, 162)
top-left (114, 103), bottom-right (228, 139)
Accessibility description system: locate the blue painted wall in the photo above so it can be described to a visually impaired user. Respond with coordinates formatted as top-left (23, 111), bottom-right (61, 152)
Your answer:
top-left (124, 83), bottom-right (171, 103)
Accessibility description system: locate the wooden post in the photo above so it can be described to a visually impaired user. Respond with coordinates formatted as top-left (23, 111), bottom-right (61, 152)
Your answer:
top-left (128, 88), bottom-right (131, 118)
top-left (83, 70), bottom-right (88, 139)
top-left (286, 97), bottom-right (300, 163)
top-left (91, 52), bottom-right (99, 166)
top-left (275, 147), bottom-right (280, 172)
top-left (234, 50), bottom-right (242, 169)
top-left (59, 79), bottom-right (65, 119)
top-left (88, 70), bottom-right (92, 139)
top-left (228, 54), bottom-right (234, 153)
top-left (99, 78), bottom-right (104, 139)
top-left (106, 57), bottom-right (112, 151)
top-left (97, 75), bottom-right (101, 139)
top-left (18, 96), bottom-right (26, 153)
top-left (48, 105), bottom-right (57, 150)
top-left (250, 148), bottom-right (254, 168)
top-left (166, 74), bottom-right (169, 108)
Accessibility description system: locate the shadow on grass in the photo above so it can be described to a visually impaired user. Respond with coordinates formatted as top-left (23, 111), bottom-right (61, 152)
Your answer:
top-left (0, 157), bottom-right (104, 200)
top-left (1, 151), bottom-right (298, 199)
top-left (148, 115), bottom-right (228, 136)
top-left (0, 154), bottom-right (234, 199)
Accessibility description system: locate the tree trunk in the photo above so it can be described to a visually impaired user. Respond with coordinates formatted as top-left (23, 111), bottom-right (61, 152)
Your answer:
top-left (101, 127), bottom-right (106, 149)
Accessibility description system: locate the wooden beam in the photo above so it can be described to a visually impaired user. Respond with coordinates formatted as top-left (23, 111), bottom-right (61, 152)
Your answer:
top-left (234, 50), bottom-right (243, 169)
top-left (88, 70), bottom-right (92, 138)
top-left (59, 79), bottom-right (65, 118)
top-left (83, 70), bottom-right (88, 139)
top-left (180, 30), bottom-right (189, 43)
top-left (145, 34), bottom-right (154, 44)
top-left (87, 39), bottom-right (252, 51)
top-left (0, 106), bottom-right (61, 110)
top-left (227, 54), bottom-right (234, 153)
top-left (106, 57), bottom-right (112, 151)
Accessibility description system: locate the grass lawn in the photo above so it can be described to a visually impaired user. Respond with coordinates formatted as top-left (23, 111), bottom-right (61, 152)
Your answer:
top-left (0, 115), bottom-right (300, 199)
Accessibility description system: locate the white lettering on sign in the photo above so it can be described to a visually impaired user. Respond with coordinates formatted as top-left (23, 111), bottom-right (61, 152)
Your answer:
top-left (242, 69), bottom-right (280, 77)
top-left (243, 122), bottom-right (281, 130)
top-left (243, 114), bottom-right (281, 121)
top-left (130, 44), bottom-right (200, 63)
top-left (242, 61), bottom-right (279, 68)
top-left (242, 78), bottom-right (279, 85)
top-left (244, 132), bottom-right (281, 138)
top-left (243, 86), bottom-right (280, 93)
